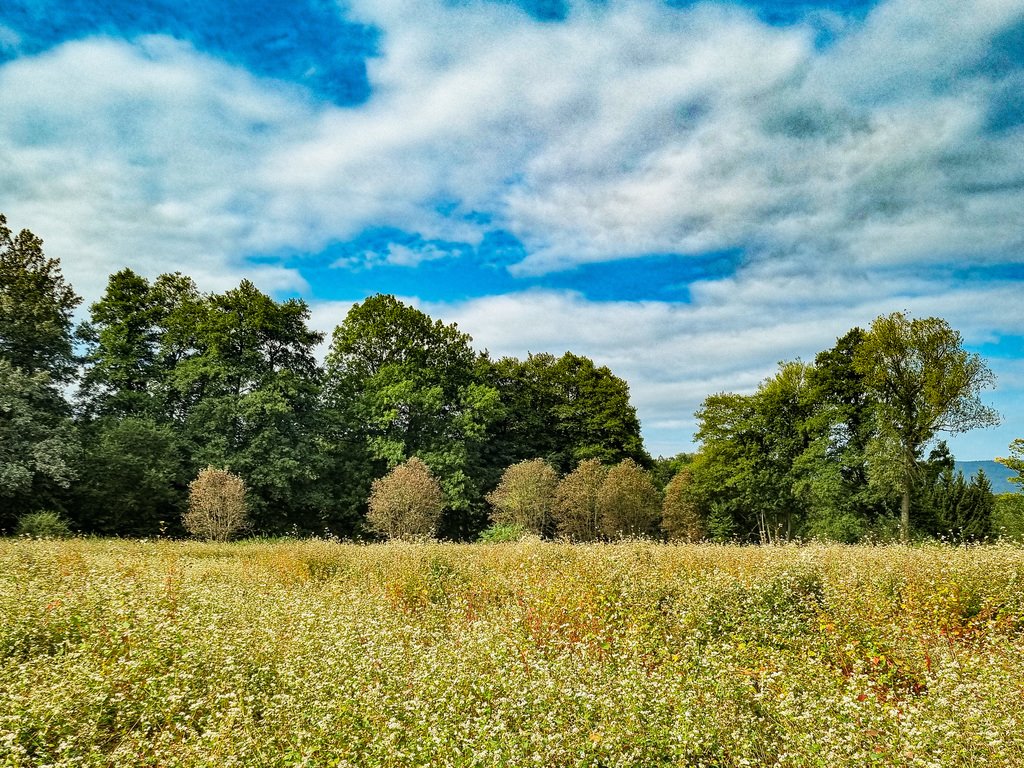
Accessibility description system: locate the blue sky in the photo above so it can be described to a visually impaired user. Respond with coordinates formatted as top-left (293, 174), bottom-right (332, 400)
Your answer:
top-left (1, 0), bottom-right (1023, 460)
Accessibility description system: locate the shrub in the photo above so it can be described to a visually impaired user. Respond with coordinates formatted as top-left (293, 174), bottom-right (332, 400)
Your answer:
top-left (183, 467), bottom-right (248, 541)
top-left (367, 457), bottom-right (444, 540)
top-left (597, 459), bottom-right (661, 539)
top-left (477, 522), bottom-right (531, 543)
top-left (15, 510), bottom-right (72, 539)
top-left (661, 469), bottom-right (705, 542)
top-left (486, 459), bottom-right (560, 537)
top-left (554, 459), bottom-right (608, 541)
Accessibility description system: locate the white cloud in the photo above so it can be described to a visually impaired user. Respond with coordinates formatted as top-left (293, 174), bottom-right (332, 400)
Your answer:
top-left (424, 271), bottom-right (1024, 460)
top-left (1, 0), bottom-right (1023, 459)
top-left (0, 35), bottom-right (313, 299)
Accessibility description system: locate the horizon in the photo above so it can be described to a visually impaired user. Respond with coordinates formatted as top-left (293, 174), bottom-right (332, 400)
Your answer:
top-left (2, 0), bottom-right (1022, 461)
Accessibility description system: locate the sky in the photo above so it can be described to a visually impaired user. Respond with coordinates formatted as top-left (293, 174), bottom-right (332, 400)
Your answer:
top-left (1, 0), bottom-right (1023, 460)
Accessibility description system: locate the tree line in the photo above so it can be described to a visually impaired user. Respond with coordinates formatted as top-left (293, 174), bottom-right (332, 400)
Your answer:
top-left (1, 212), bottom-right (1017, 542)
top-left (0, 214), bottom-right (648, 538)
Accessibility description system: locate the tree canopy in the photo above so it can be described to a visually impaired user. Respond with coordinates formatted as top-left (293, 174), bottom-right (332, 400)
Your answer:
top-left (0, 212), bottom-right (1007, 543)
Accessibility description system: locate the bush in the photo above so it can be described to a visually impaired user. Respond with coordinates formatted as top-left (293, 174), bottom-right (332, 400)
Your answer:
top-left (661, 469), bottom-right (705, 542)
top-left (554, 459), bottom-right (608, 541)
top-left (367, 458), bottom-right (444, 540)
top-left (15, 510), bottom-right (72, 539)
top-left (183, 467), bottom-right (248, 541)
top-left (597, 459), bottom-right (661, 539)
top-left (486, 459), bottom-right (560, 537)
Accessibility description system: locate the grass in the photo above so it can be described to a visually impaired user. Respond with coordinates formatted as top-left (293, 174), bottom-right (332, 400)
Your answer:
top-left (2, 538), bottom-right (1024, 766)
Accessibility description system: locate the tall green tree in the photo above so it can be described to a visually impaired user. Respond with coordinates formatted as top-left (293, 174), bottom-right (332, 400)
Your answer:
top-left (690, 362), bottom-right (815, 543)
top-left (324, 295), bottom-right (500, 536)
top-left (0, 360), bottom-right (79, 528)
top-left (176, 281), bottom-right (327, 533)
top-left (78, 269), bottom-right (165, 418)
top-left (0, 214), bottom-right (81, 381)
top-left (73, 416), bottom-right (187, 536)
top-left (795, 329), bottom-right (893, 540)
top-left (0, 214), bottom-right (81, 527)
top-left (479, 351), bottom-right (648, 476)
top-left (854, 313), bottom-right (999, 541)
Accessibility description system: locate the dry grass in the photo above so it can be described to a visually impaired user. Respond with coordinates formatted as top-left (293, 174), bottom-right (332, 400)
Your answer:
top-left (2, 538), bottom-right (1024, 766)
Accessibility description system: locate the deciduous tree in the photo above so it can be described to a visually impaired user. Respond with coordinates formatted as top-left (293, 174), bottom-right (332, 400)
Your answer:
top-left (486, 459), bottom-right (559, 537)
top-left (854, 313), bottom-right (999, 541)
top-left (367, 457), bottom-right (444, 540)
top-left (183, 466), bottom-right (248, 541)
top-left (996, 439), bottom-right (1024, 490)
top-left (661, 469), bottom-right (705, 542)
top-left (597, 459), bottom-right (661, 539)
top-left (554, 458), bottom-right (608, 542)
top-left (0, 214), bottom-right (81, 381)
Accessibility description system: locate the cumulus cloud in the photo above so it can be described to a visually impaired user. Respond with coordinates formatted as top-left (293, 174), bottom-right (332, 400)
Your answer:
top-left (0, 35), bottom-right (314, 299)
top-left (1, 0), bottom-right (1022, 457)
top-left (426, 273), bottom-right (1023, 458)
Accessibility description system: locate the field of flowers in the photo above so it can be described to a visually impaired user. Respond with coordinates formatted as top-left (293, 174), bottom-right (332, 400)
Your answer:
top-left (2, 539), bottom-right (1024, 767)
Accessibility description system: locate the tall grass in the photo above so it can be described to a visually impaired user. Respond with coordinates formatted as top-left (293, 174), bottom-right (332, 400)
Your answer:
top-left (2, 539), bottom-right (1023, 766)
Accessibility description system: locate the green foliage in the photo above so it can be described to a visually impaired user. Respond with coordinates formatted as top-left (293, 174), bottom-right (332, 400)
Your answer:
top-left (854, 312), bottom-right (1000, 540)
top-left (486, 459), bottom-right (560, 537)
top-left (183, 467), bottom-right (249, 541)
top-left (72, 416), bottom-right (186, 537)
top-left (14, 510), bottom-right (72, 539)
top-left (996, 438), bottom-right (1024, 489)
top-left (660, 469), bottom-right (705, 542)
top-left (0, 359), bottom-right (79, 529)
top-left (691, 363), bottom-right (814, 543)
top-left (553, 458), bottom-right (609, 542)
top-left (597, 459), bottom-right (661, 539)
top-left (993, 493), bottom-right (1024, 540)
top-left (0, 214), bottom-right (81, 381)
top-left (325, 295), bottom-right (500, 536)
top-left (367, 457), bottom-right (445, 540)
top-left (479, 352), bottom-right (648, 476)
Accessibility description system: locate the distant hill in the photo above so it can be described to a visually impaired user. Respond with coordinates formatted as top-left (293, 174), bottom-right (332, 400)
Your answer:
top-left (956, 460), bottom-right (1019, 495)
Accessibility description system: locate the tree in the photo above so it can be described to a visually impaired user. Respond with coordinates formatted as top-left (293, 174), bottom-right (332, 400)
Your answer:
top-left (854, 313), bottom-right (999, 541)
top-left (794, 329), bottom-right (895, 541)
top-left (597, 459), bottom-right (661, 539)
top-left (324, 295), bottom-right (500, 535)
top-left (183, 467), bottom-right (248, 541)
top-left (367, 457), bottom-right (444, 540)
top-left (480, 352), bottom-right (648, 475)
top-left (554, 458), bottom-right (608, 542)
top-left (928, 467), bottom-right (994, 541)
top-left (996, 439), bottom-right (1024, 490)
top-left (486, 459), bottom-right (560, 537)
top-left (0, 213), bottom-right (81, 381)
top-left (72, 416), bottom-right (187, 537)
top-left (690, 362), bottom-right (815, 543)
top-left (0, 360), bottom-right (78, 529)
top-left (661, 469), bottom-right (705, 542)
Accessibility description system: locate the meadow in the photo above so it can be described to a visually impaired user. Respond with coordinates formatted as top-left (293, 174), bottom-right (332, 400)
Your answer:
top-left (2, 539), bottom-right (1024, 767)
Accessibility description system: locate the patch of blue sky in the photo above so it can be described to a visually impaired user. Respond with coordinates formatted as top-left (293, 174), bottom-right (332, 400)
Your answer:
top-left (1, 0), bottom-right (377, 105)
top-left (664, 0), bottom-right (878, 23)
top-left (974, 334), bottom-right (1024, 361)
top-left (292, 227), bottom-right (739, 303)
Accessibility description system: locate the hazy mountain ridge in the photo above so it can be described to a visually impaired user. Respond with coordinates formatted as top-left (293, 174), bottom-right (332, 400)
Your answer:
top-left (956, 460), bottom-right (1019, 495)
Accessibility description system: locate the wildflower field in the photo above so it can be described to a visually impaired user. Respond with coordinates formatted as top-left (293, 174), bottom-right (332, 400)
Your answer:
top-left (2, 539), bottom-right (1024, 767)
